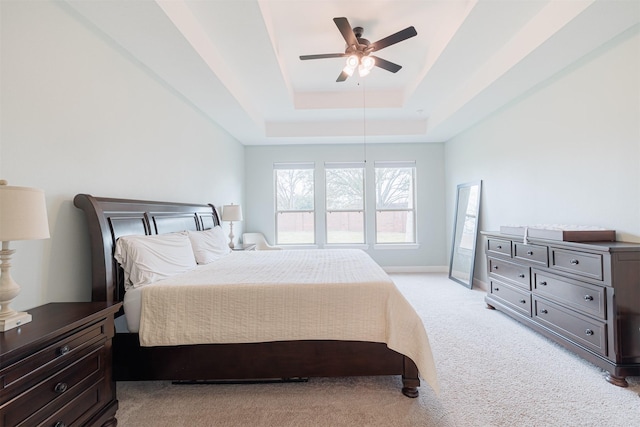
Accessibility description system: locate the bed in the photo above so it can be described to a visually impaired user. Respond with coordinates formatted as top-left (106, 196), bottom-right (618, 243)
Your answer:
top-left (73, 194), bottom-right (438, 398)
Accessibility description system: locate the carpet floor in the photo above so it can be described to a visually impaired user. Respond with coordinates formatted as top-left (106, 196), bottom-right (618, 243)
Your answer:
top-left (115, 273), bottom-right (639, 426)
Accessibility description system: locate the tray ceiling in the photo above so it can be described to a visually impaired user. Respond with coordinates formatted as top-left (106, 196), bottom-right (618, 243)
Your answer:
top-left (64, 0), bottom-right (639, 145)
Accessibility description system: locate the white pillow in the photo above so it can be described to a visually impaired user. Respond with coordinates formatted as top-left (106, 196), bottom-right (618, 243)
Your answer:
top-left (187, 226), bottom-right (231, 264)
top-left (114, 232), bottom-right (197, 289)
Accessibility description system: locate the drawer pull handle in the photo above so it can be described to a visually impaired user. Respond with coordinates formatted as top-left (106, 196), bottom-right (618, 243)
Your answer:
top-left (519, 299), bottom-right (526, 304)
top-left (58, 345), bottom-right (70, 356)
top-left (493, 266), bottom-right (499, 270)
top-left (518, 274), bottom-right (525, 278)
top-left (54, 382), bottom-right (68, 394)
top-left (54, 422), bottom-right (66, 427)
top-left (494, 287), bottom-right (500, 292)
top-left (540, 309), bottom-right (548, 314)
top-left (497, 245), bottom-right (502, 249)
top-left (527, 250), bottom-right (533, 255)
top-left (539, 281), bottom-right (547, 286)
top-left (585, 329), bottom-right (594, 336)
top-left (584, 295), bottom-right (594, 301)
top-left (570, 259), bottom-right (580, 265)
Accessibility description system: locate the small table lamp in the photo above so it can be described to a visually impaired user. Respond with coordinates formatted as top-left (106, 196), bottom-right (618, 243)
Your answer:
top-left (221, 204), bottom-right (242, 249)
top-left (0, 180), bottom-right (50, 331)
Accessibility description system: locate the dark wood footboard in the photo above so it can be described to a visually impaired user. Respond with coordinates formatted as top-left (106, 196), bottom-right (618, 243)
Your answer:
top-left (113, 334), bottom-right (420, 397)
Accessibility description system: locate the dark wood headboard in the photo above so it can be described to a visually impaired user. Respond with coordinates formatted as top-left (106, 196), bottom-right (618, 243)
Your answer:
top-left (73, 194), bottom-right (221, 304)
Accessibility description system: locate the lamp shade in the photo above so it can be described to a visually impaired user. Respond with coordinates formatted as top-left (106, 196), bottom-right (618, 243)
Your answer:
top-left (221, 204), bottom-right (243, 222)
top-left (0, 180), bottom-right (50, 241)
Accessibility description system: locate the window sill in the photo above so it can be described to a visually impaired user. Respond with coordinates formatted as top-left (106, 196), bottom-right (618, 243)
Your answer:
top-left (324, 244), bottom-right (370, 250)
top-left (374, 243), bottom-right (420, 250)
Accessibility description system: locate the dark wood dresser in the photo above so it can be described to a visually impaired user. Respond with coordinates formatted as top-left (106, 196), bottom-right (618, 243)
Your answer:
top-left (0, 302), bottom-right (121, 426)
top-left (481, 232), bottom-right (640, 386)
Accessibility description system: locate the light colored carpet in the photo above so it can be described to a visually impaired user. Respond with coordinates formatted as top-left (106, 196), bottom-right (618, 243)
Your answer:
top-left (116, 273), bottom-right (639, 426)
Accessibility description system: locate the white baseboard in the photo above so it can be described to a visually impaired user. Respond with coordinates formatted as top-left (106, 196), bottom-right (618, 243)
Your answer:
top-left (473, 278), bottom-right (488, 291)
top-left (383, 268), bottom-right (490, 292)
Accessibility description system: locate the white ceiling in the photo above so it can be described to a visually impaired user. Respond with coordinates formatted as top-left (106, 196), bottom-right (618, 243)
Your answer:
top-left (64, 0), bottom-right (639, 145)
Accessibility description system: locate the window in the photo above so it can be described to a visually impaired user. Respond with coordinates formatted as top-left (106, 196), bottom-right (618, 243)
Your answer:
top-left (325, 162), bottom-right (365, 244)
top-left (274, 163), bottom-right (315, 244)
top-left (374, 161), bottom-right (416, 244)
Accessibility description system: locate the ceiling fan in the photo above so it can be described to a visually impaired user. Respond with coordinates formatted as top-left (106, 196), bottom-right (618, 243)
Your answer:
top-left (300, 17), bottom-right (417, 82)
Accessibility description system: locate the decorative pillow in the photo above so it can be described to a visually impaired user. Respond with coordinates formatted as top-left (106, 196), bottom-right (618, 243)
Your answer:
top-left (187, 226), bottom-right (231, 264)
top-left (114, 232), bottom-right (197, 289)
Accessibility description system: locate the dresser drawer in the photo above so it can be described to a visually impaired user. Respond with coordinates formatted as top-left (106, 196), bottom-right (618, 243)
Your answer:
top-left (0, 320), bottom-right (108, 404)
top-left (534, 298), bottom-right (607, 356)
top-left (514, 243), bottom-right (548, 266)
top-left (491, 280), bottom-right (531, 316)
top-left (489, 257), bottom-right (530, 289)
top-left (2, 347), bottom-right (104, 427)
top-left (550, 248), bottom-right (603, 280)
top-left (487, 238), bottom-right (512, 257)
top-left (533, 271), bottom-right (605, 319)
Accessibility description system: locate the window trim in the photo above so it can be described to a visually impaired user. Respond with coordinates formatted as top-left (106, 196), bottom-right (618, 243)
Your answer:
top-left (274, 163), bottom-right (316, 245)
top-left (374, 161), bottom-right (417, 245)
top-left (324, 162), bottom-right (366, 245)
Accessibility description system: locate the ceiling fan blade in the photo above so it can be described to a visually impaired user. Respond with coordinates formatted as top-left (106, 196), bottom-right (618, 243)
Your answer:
top-left (336, 70), bottom-right (350, 82)
top-left (300, 53), bottom-right (347, 60)
top-left (371, 56), bottom-right (402, 73)
top-left (371, 26), bottom-right (417, 51)
top-left (333, 17), bottom-right (358, 47)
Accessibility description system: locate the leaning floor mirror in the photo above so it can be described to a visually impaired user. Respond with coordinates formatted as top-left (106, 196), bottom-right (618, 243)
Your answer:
top-left (449, 181), bottom-right (482, 289)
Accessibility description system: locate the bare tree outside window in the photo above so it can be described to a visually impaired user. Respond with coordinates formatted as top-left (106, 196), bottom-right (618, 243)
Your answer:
top-left (275, 165), bottom-right (315, 244)
top-left (375, 164), bottom-right (416, 243)
top-left (325, 164), bottom-right (364, 243)
top-left (273, 161), bottom-right (416, 246)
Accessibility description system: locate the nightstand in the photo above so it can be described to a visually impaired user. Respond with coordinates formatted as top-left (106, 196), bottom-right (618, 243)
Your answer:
top-left (0, 302), bottom-right (122, 427)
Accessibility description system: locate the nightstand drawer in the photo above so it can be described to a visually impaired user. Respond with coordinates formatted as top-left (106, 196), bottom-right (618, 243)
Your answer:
top-left (489, 257), bottom-right (530, 289)
top-left (550, 248), bottom-right (603, 280)
top-left (41, 381), bottom-right (105, 427)
top-left (1, 320), bottom-right (108, 402)
top-left (2, 347), bottom-right (104, 427)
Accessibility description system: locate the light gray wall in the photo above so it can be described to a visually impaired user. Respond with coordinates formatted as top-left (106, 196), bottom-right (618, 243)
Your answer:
top-left (3, 2), bottom-right (637, 309)
top-left (445, 27), bottom-right (640, 285)
top-left (244, 143), bottom-right (447, 268)
top-left (1, 1), bottom-right (245, 311)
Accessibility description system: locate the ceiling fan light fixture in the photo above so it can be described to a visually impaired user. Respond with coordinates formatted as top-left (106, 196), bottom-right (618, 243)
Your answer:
top-left (358, 56), bottom-right (375, 76)
top-left (362, 56), bottom-right (375, 70)
top-left (343, 65), bottom-right (356, 77)
top-left (345, 54), bottom-right (359, 68)
top-left (300, 18), bottom-right (417, 82)
top-left (358, 64), bottom-right (371, 77)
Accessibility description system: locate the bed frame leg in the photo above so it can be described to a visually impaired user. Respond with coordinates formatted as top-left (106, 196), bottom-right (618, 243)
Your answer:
top-left (402, 356), bottom-right (420, 398)
top-left (402, 385), bottom-right (419, 398)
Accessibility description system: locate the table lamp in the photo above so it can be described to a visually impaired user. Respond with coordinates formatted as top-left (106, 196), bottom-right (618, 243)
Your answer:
top-left (221, 204), bottom-right (242, 249)
top-left (0, 180), bottom-right (50, 331)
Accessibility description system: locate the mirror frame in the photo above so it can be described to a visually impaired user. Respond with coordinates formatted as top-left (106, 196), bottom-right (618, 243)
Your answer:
top-left (448, 180), bottom-right (482, 289)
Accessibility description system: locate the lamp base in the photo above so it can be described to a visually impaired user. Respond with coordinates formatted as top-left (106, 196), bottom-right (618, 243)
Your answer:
top-left (0, 311), bottom-right (32, 332)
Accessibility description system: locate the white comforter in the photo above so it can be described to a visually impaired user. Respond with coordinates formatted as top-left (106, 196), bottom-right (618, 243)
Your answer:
top-left (138, 249), bottom-right (438, 392)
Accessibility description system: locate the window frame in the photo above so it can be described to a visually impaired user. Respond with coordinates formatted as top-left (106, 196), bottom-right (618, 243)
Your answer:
top-left (324, 162), bottom-right (366, 245)
top-left (274, 162), bottom-right (316, 245)
top-left (373, 161), bottom-right (417, 245)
